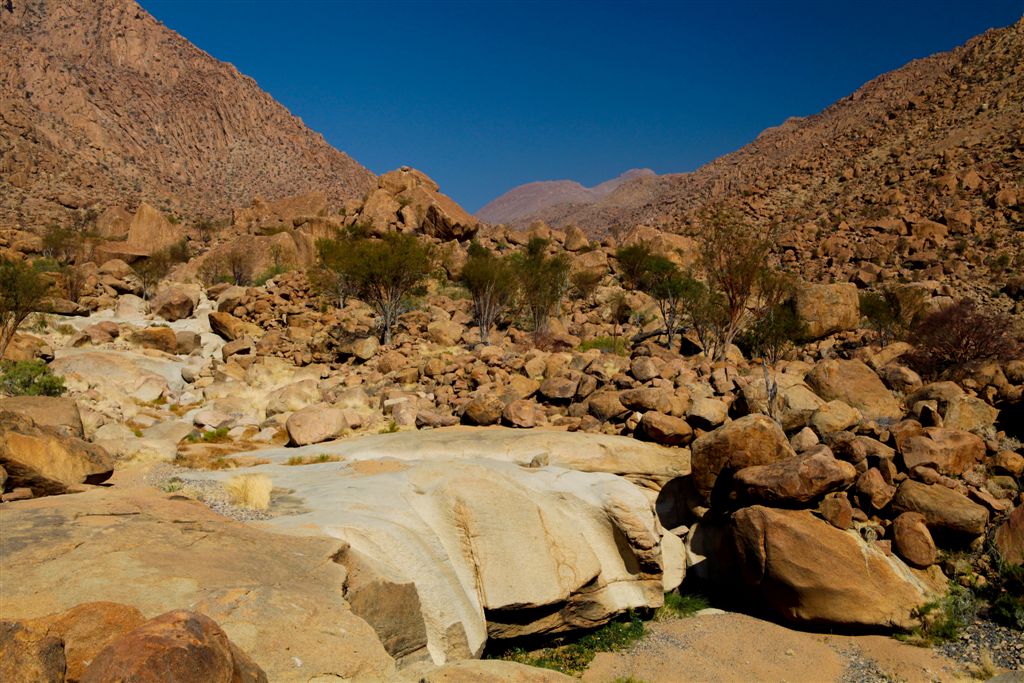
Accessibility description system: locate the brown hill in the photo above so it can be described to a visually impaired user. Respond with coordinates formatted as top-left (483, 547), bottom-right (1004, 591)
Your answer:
top-left (512, 18), bottom-right (1023, 292)
top-left (476, 168), bottom-right (655, 225)
top-left (0, 0), bottom-right (375, 229)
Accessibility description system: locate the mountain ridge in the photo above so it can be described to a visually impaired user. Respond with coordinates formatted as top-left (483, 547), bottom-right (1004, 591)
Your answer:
top-left (0, 0), bottom-right (376, 228)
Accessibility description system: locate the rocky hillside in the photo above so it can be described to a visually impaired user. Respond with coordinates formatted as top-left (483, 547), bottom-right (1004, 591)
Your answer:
top-left (0, 0), bottom-right (375, 228)
top-left (512, 18), bottom-right (1023, 289)
top-left (476, 168), bottom-right (655, 225)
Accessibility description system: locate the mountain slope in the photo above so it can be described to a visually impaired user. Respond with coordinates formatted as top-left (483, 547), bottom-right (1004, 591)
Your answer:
top-left (515, 18), bottom-right (1023, 246)
top-left (0, 0), bottom-right (375, 228)
top-left (476, 168), bottom-right (655, 225)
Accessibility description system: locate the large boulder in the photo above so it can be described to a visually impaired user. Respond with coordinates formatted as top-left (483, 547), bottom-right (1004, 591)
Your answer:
top-left (285, 404), bottom-right (351, 446)
top-left (0, 397), bottom-right (83, 438)
top-left (895, 427), bottom-right (985, 476)
top-left (805, 359), bottom-right (903, 423)
top-left (729, 506), bottom-right (943, 629)
top-left (0, 412), bottom-right (113, 496)
top-left (690, 415), bottom-right (796, 502)
top-left (794, 283), bottom-right (860, 340)
top-left (151, 284), bottom-right (200, 322)
top-left (81, 610), bottom-right (267, 683)
top-left (732, 451), bottom-right (856, 506)
top-left (208, 312), bottom-right (260, 342)
top-left (198, 456), bottom-right (678, 660)
top-left (892, 512), bottom-right (938, 568)
top-left (892, 480), bottom-right (990, 537)
top-left (0, 490), bottom-right (396, 682)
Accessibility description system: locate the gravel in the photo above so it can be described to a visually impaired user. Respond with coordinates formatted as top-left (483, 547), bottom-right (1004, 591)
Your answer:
top-left (836, 646), bottom-right (895, 683)
top-left (146, 464), bottom-right (271, 522)
top-left (939, 618), bottom-right (1024, 673)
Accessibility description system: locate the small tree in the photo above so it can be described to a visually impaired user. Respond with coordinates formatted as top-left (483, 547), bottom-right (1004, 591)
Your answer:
top-left (608, 291), bottom-right (631, 355)
top-left (513, 237), bottom-right (570, 339)
top-left (638, 255), bottom-right (699, 350)
top-left (859, 289), bottom-right (909, 346)
top-left (615, 242), bottom-right (656, 290)
top-left (223, 244), bottom-right (254, 286)
top-left (0, 258), bottom-right (50, 360)
top-left (323, 232), bottom-right (433, 345)
top-left (694, 206), bottom-right (775, 360)
top-left (460, 241), bottom-right (517, 343)
top-left (681, 280), bottom-right (730, 360)
top-left (135, 239), bottom-right (191, 299)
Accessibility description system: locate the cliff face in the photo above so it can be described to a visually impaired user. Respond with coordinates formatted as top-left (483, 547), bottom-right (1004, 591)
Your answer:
top-left (0, 0), bottom-right (375, 227)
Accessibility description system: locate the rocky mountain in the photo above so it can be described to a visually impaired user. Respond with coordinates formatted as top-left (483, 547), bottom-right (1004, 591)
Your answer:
top-left (512, 19), bottom-right (1023, 283)
top-left (0, 0), bottom-right (375, 228)
top-left (476, 168), bottom-right (655, 225)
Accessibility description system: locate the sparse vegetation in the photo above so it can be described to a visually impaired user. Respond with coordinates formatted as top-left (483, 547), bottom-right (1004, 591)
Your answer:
top-left (224, 473), bottom-right (272, 510)
top-left (904, 299), bottom-right (1022, 379)
top-left (490, 612), bottom-right (645, 676)
top-left (460, 241), bottom-right (517, 343)
top-left (859, 289), bottom-right (905, 346)
top-left (655, 590), bottom-right (710, 620)
top-left (187, 427), bottom-right (231, 443)
top-left (904, 583), bottom-right (978, 645)
top-left (0, 257), bottom-right (51, 360)
top-left (319, 232), bottom-right (434, 345)
top-left (580, 336), bottom-right (628, 355)
top-left (513, 237), bottom-right (570, 339)
top-left (0, 360), bottom-right (66, 397)
top-left (286, 453), bottom-right (340, 466)
top-left (135, 239), bottom-right (190, 298)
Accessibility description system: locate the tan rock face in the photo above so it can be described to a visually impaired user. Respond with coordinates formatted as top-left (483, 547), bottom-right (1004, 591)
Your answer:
top-left (794, 283), bottom-right (860, 340)
top-left (805, 359), bottom-right (903, 423)
top-left (0, 490), bottom-right (396, 682)
top-left (285, 404), bottom-right (350, 446)
top-left (892, 480), bottom-right (990, 536)
top-left (80, 610), bottom-right (267, 683)
top-left (0, 412), bottom-right (113, 496)
top-left (691, 414), bottom-right (796, 502)
top-left (994, 504), bottom-right (1024, 566)
top-left (151, 284), bottom-right (199, 322)
top-left (730, 506), bottom-right (941, 629)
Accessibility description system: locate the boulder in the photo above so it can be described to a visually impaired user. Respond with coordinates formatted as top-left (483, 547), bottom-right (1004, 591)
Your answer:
top-left (691, 415), bottom-right (796, 502)
top-left (892, 512), bottom-right (938, 568)
top-left (399, 659), bottom-right (574, 682)
top-left (805, 359), bottom-right (903, 423)
top-left (588, 392), bottom-right (627, 422)
top-left (130, 327), bottom-right (178, 355)
top-left (994, 504), bottom-right (1023, 566)
top-left (686, 398), bottom-right (729, 429)
top-left (0, 397), bottom-right (83, 438)
top-left (896, 427), bottom-right (985, 476)
top-left (150, 285), bottom-right (199, 322)
top-left (741, 378), bottom-right (825, 432)
top-left (794, 283), bottom-right (860, 339)
top-left (80, 610), bottom-right (267, 683)
top-left (0, 412), bottom-right (113, 496)
top-left (808, 400), bottom-right (862, 435)
top-left (463, 395), bottom-right (505, 426)
top-left (208, 311), bottom-right (260, 342)
top-left (637, 411), bottom-right (693, 447)
top-left (264, 379), bottom-right (321, 417)
top-left (942, 395), bottom-right (998, 433)
top-left (285, 404), bottom-right (350, 446)
top-left (892, 480), bottom-right (990, 537)
top-left (732, 451), bottom-right (856, 506)
top-left (729, 506), bottom-right (942, 629)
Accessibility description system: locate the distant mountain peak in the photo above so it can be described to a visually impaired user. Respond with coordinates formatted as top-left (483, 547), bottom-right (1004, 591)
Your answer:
top-left (476, 168), bottom-right (657, 224)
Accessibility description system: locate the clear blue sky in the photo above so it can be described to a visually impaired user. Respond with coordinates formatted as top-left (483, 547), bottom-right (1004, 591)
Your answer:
top-left (140, 1), bottom-right (1023, 212)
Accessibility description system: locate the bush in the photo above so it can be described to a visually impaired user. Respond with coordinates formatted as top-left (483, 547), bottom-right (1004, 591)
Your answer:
top-left (224, 474), bottom-right (272, 511)
top-left (319, 232), bottom-right (434, 345)
top-left (655, 591), bottom-right (710, 621)
top-left (905, 299), bottom-right (1022, 379)
top-left (909, 583), bottom-right (978, 644)
top-left (0, 360), bottom-right (66, 397)
top-left (641, 256), bottom-right (700, 350)
top-left (615, 242), bottom-right (655, 290)
top-left (0, 258), bottom-right (51, 360)
top-left (579, 336), bottom-right (628, 355)
top-left (569, 268), bottom-right (603, 301)
top-left (460, 241), bottom-right (517, 343)
top-left (135, 239), bottom-right (191, 298)
top-left (859, 289), bottom-right (909, 345)
top-left (512, 238), bottom-right (570, 338)
top-left (739, 301), bottom-right (806, 365)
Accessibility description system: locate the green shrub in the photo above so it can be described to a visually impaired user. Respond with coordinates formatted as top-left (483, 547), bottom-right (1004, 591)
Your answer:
top-left (1, 257), bottom-right (51, 360)
top-left (0, 360), bottom-right (66, 397)
top-left (255, 265), bottom-right (288, 286)
top-left (859, 289), bottom-right (904, 345)
top-left (908, 583), bottom-right (978, 644)
top-left (460, 241), bottom-right (517, 342)
top-left (512, 238), bottom-right (570, 338)
top-left (739, 301), bottom-right (806, 364)
top-left (654, 591), bottom-right (710, 621)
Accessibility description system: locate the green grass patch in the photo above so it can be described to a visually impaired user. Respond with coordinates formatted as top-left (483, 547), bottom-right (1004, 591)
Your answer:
top-left (286, 453), bottom-right (340, 466)
top-left (490, 612), bottom-right (645, 676)
top-left (900, 583), bottom-right (978, 645)
top-left (655, 590), bottom-right (710, 621)
top-left (187, 427), bottom-right (231, 443)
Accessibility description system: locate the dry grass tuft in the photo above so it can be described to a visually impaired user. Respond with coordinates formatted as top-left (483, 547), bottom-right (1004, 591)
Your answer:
top-left (224, 473), bottom-right (272, 510)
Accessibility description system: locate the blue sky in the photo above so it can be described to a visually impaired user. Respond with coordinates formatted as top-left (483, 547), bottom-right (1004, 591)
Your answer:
top-left (141, 1), bottom-right (1023, 212)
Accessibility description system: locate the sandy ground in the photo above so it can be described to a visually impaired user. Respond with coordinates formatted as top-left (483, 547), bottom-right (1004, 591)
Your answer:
top-left (582, 611), bottom-right (976, 683)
